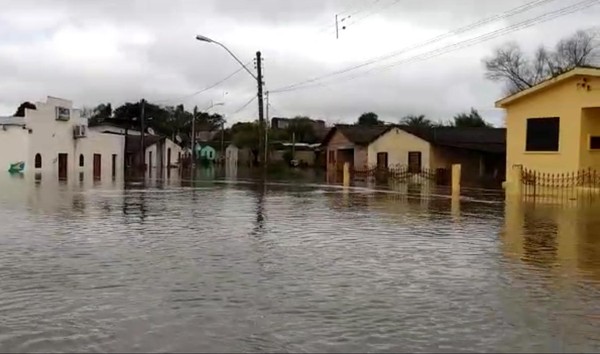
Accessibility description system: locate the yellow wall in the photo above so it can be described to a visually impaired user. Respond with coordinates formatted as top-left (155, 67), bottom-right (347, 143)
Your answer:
top-left (503, 75), bottom-right (600, 182)
top-left (367, 127), bottom-right (431, 168)
top-left (579, 107), bottom-right (600, 169)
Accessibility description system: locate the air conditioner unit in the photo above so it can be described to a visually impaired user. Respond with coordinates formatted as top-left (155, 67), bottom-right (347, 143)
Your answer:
top-left (73, 125), bottom-right (87, 139)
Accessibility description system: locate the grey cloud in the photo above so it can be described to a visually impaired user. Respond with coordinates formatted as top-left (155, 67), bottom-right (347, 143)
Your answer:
top-left (1, 0), bottom-right (599, 126)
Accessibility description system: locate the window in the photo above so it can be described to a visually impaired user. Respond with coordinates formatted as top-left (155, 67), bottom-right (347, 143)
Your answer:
top-left (590, 136), bottom-right (600, 150)
top-left (526, 117), bottom-right (559, 152)
top-left (79, 154), bottom-right (85, 167)
top-left (328, 150), bottom-right (336, 165)
top-left (408, 151), bottom-right (422, 173)
top-left (34, 153), bottom-right (42, 168)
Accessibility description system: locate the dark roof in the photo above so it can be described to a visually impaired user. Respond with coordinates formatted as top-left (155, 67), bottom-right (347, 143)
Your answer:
top-left (126, 134), bottom-right (164, 153)
top-left (322, 124), bottom-right (391, 146)
top-left (400, 126), bottom-right (506, 153)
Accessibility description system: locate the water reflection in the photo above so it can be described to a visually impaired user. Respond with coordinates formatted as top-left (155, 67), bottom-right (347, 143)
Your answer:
top-left (1, 173), bottom-right (600, 352)
top-left (503, 197), bottom-right (600, 281)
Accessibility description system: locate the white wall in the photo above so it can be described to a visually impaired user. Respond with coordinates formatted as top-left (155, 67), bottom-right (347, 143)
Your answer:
top-left (0, 126), bottom-right (29, 173)
top-left (17, 96), bottom-right (125, 182)
top-left (367, 127), bottom-right (432, 168)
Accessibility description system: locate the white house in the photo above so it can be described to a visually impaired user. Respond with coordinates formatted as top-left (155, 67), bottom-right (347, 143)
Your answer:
top-left (0, 96), bottom-right (125, 182)
top-left (124, 134), bottom-right (184, 178)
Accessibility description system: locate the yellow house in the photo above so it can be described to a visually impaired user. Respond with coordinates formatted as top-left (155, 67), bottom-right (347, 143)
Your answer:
top-left (367, 126), bottom-right (506, 185)
top-left (496, 67), bottom-right (600, 184)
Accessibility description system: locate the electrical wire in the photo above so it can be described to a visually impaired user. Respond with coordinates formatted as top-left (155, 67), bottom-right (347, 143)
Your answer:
top-left (155, 61), bottom-right (251, 104)
top-left (314, 0), bottom-right (382, 35)
top-left (270, 0), bottom-right (559, 93)
top-left (272, 0), bottom-right (597, 94)
top-left (230, 96), bottom-right (257, 117)
top-left (342, 0), bottom-right (402, 29)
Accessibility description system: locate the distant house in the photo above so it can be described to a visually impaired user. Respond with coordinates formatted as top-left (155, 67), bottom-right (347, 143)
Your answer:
top-left (198, 145), bottom-right (217, 162)
top-left (270, 142), bottom-right (321, 166)
top-left (322, 124), bottom-right (506, 184)
top-left (225, 143), bottom-right (253, 166)
top-left (271, 117), bottom-right (327, 131)
top-left (321, 124), bottom-right (390, 171)
top-left (125, 135), bottom-right (183, 175)
top-left (495, 66), bottom-right (600, 186)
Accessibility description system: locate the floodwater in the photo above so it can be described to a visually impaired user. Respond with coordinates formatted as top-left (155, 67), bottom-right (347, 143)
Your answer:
top-left (0, 170), bottom-right (599, 353)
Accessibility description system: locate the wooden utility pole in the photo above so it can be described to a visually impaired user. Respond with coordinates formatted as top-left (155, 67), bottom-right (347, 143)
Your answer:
top-left (335, 14), bottom-right (339, 39)
top-left (191, 106), bottom-right (197, 171)
top-left (264, 91), bottom-right (269, 166)
top-left (140, 99), bottom-right (146, 172)
top-left (256, 51), bottom-right (265, 167)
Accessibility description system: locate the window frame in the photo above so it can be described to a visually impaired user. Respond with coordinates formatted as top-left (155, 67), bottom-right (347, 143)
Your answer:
top-left (525, 117), bottom-right (560, 153)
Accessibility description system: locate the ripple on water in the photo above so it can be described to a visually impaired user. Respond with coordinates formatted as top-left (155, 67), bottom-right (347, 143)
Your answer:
top-left (0, 180), bottom-right (600, 352)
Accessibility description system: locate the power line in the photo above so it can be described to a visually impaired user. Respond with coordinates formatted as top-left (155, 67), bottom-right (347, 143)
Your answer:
top-left (342, 0), bottom-right (402, 29)
top-left (155, 61), bottom-right (252, 104)
top-left (314, 0), bottom-right (382, 35)
top-left (230, 95), bottom-right (257, 116)
top-left (272, 0), bottom-right (598, 93)
top-left (270, 0), bottom-right (558, 93)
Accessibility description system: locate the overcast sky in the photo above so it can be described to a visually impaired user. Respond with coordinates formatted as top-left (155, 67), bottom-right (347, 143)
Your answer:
top-left (1, 0), bottom-right (599, 126)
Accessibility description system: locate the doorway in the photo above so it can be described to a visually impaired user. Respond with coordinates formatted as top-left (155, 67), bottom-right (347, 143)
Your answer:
top-left (376, 152), bottom-right (388, 170)
top-left (93, 154), bottom-right (102, 180)
top-left (112, 154), bottom-right (117, 179)
top-left (58, 153), bottom-right (68, 180)
top-left (408, 151), bottom-right (422, 173)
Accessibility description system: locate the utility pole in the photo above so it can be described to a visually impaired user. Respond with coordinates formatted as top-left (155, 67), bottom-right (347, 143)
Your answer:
top-left (140, 98), bottom-right (146, 173)
top-left (335, 14), bottom-right (339, 39)
top-left (191, 106), bottom-right (197, 172)
top-left (256, 51), bottom-right (265, 167)
top-left (220, 119), bottom-right (225, 162)
top-left (264, 91), bottom-right (269, 166)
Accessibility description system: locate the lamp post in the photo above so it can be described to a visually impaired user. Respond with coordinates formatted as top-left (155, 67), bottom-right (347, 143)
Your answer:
top-left (195, 35), bottom-right (266, 167)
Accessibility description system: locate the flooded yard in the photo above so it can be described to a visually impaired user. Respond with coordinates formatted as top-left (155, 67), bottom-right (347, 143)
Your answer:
top-left (0, 172), bottom-right (599, 352)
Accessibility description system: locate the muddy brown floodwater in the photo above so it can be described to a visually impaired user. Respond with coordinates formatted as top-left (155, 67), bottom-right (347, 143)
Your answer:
top-left (0, 172), bottom-right (599, 352)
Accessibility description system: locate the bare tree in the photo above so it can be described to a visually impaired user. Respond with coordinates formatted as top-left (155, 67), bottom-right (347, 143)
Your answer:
top-left (484, 29), bottom-right (599, 94)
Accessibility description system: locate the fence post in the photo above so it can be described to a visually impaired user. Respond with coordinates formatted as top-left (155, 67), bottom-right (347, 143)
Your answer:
top-left (451, 164), bottom-right (461, 196)
top-left (343, 162), bottom-right (350, 187)
top-left (507, 165), bottom-right (523, 197)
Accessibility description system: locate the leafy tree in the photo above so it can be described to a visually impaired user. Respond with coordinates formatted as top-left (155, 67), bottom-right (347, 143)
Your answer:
top-left (286, 116), bottom-right (318, 143)
top-left (232, 121), bottom-right (260, 165)
top-left (451, 108), bottom-right (492, 128)
top-left (88, 103), bottom-right (112, 126)
top-left (357, 112), bottom-right (383, 126)
top-left (13, 102), bottom-right (36, 117)
top-left (400, 114), bottom-right (433, 128)
top-left (484, 29), bottom-right (599, 93)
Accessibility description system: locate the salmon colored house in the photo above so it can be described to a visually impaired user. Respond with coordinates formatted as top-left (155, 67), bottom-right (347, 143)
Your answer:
top-left (496, 67), bottom-right (600, 185)
top-left (322, 124), bottom-right (506, 185)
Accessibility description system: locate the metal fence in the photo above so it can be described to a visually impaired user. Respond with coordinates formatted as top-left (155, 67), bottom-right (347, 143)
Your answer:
top-left (521, 167), bottom-right (600, 202)
top-left (351, 164), bottom-right (448, 185)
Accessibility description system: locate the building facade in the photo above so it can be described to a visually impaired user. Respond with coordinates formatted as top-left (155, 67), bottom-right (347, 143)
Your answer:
top-left (1, 96), bottom-right (124, 182)
top-left (496, 67), bottom-right (600, 184)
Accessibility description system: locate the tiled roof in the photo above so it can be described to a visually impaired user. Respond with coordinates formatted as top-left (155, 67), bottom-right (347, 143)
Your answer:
top-left (401, 126), bottom-right (506, 153)
top-left (322, 124), bottom-right (391, 146)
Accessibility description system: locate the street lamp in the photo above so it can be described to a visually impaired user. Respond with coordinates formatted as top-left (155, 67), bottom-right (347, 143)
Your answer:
top-left (195, 34), bottom-right (266, 168)
top-left (195, 35), bottom-right (257, 80)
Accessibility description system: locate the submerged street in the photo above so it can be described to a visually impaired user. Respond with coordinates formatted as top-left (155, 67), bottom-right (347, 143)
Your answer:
top-left (0, 172), bottom-right (599, 352)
